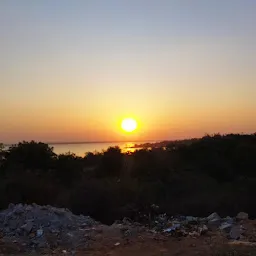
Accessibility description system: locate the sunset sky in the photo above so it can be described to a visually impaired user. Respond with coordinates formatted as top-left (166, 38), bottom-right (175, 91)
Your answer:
top-left (1, 0), bottom-right (255, 143)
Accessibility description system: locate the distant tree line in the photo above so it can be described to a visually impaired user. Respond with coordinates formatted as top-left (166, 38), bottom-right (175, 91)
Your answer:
top-left (0, 133), bottom-right (256, 223)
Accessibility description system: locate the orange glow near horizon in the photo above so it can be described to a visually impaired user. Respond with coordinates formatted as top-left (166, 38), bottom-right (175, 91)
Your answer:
top-left (1, 1), bottom-right (256, 144)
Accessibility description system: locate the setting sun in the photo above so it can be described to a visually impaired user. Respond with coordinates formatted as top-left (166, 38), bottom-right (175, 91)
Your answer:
top-left (121, 118), bottom-right (137, 133)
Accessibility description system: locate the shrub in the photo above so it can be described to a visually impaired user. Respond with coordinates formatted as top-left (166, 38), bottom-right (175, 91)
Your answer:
top-left (4, 141), bottom-right (56, 171)
top-left (96, 146), bottom-right (123, 177)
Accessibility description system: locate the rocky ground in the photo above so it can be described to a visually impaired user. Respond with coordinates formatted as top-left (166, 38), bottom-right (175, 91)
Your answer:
top-left (0, 204), bottom-right (256, 255)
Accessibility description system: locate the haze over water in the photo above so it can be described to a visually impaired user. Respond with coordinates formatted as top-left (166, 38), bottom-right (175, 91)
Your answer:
top-left (50, 141), bottom-right (149, 156)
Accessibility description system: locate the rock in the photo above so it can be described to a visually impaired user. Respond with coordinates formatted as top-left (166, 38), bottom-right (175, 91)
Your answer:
top-left (223, 216), bottom-right (234, 224)
top-left (229, 226), bottom-right (241, 240)
top-left (37, 240), bottom-right (48, 248)
top-left (207, 212), bottom-right (220, 221)
top-left (206, 212), bottom-right (221, 230)
top-left (219, 222), bottom-right (233, 232)
top-left (236, 212), bottom-right (249, 221)
top-left (36, 229), bottom-right (44, 237)
top-left (163, 223), bottom-right (181, 233)
top-left (207, 218), bottom-right (221, 230)
top-left (188, 231), bottom-right (200, 237)
top-left (21, 221), bottom-right (33, 233)
top-left (198, 225), bottom-right (208, 235)
top-left (0, 203), bottom-right (97, 251)
top-left (186, 216), bottom-right (198, 224)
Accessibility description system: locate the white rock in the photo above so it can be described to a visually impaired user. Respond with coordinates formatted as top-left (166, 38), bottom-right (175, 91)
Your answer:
top-left (207, 212), bottom-right (220, 221)
top-left (236, 212), bottom-right (248, 220)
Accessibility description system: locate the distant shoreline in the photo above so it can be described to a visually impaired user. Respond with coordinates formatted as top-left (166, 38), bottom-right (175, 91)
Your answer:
top-left (3, 140), bottom-right (157, 147)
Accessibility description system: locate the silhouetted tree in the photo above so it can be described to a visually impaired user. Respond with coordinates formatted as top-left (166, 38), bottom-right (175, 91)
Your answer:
top-left (54, 152), bottom-right (82, 186)
top-left (4, 141), bottom-right (56, 171)
top-left (97, 146), bottom-right (123, 177)
top-left (1, 134), bottom-right (256, 223)
top-left (0, 143), bottom-right (5, 167)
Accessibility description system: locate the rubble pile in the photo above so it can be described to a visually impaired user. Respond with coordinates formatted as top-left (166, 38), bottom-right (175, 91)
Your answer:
top-left (0, 203), bottom-right (252, 254)
top-left (0, 203), bottom-right (96, 250)
top-left (151, 211), bottom-right (249, 240)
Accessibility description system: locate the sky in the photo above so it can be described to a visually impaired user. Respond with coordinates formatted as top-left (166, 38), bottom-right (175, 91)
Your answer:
top-left (0, 0), bottom-right (255, 143)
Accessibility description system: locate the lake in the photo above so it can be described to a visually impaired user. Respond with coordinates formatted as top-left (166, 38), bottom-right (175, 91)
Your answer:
top-left (50, 142), bottom-right (148, 156)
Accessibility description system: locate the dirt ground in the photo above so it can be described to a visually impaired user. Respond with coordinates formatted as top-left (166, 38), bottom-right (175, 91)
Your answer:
top-left (1, 221), bottom-right (256, 255)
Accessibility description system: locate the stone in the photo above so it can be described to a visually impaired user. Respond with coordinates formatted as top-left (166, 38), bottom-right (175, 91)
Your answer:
top-left (207, 212), bottom-right (221, 230)
top-left (236, 212), bottom-right (249, 221)
top-left (207, 218), bottom-right (221, 230)
top-left (219, 222), bottom-right (233, 232)
top-left (37, 240), bottom-right (48, 248)
top-left (198, 225), bottom-right (208, 235)
top-left (21, 221), bottom-right (33, 233)
top-left (229, 226), bottom-right (241, 240)
top-left (207, 212), bottom-right (220, 221)
top-left (188, 231), bottom-right (200, 237)
top-left (186, 216), bottom-right (198, 224)
top-left (223, 216), bottom-right (234, 224)
top-left (8, 219), bottom-right (18, 230)
top-left (36, 229), bottom-right (44, 237)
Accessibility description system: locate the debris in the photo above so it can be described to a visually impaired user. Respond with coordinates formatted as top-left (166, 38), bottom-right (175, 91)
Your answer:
top-left (229, 226), bottom-right (242, 240)
top-left (228, 241), bottom-right (256, 246)
top-left (188, 231), bottom-right (200, 237)
top-left (151, 204), bottom-right (159, 210)
top-left (0, 203), bottom-right (254, 253)
top-left (206, 213), bottom-right (221, 230)
top-left (219, 223), bottom-right (233, 232)
top-left (36, 228), bottom-right (43, 237)
top-left (198, 225), bottom-right (208, 235)
top-left (208, 219), bottom-right (221, 230)
top-left (222, 216), bottom-right (234, 224)
top-left (21, 221), bottom-right (33, 234)
top-left (236, 212), bottom-right (249, 221)
top-left (186, 216), bottom-right (198, 223)
top-left (0, 203), bottom-right (96, 250)
top-left (207, 212), bottom-right (220, 222)
top-left (163, 223), bottom-right (181, 233)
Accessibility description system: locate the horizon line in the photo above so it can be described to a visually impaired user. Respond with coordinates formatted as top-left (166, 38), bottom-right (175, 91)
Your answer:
top-left (3, 139), bottom-right (158, 146)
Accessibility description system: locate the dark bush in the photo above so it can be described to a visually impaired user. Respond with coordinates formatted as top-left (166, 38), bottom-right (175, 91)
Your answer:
top-left (1, 133), bottom-right (256, 223)
top-left (4, 141), bottom-right (56, 171)
top-left (54, 152), bottom-right (83, 186)
top-left (96, 146), bottom-right (123, 177)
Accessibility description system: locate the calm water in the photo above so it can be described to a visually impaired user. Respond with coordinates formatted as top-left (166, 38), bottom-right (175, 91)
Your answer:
top-left (50, 142), bottom-right (146, 156)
